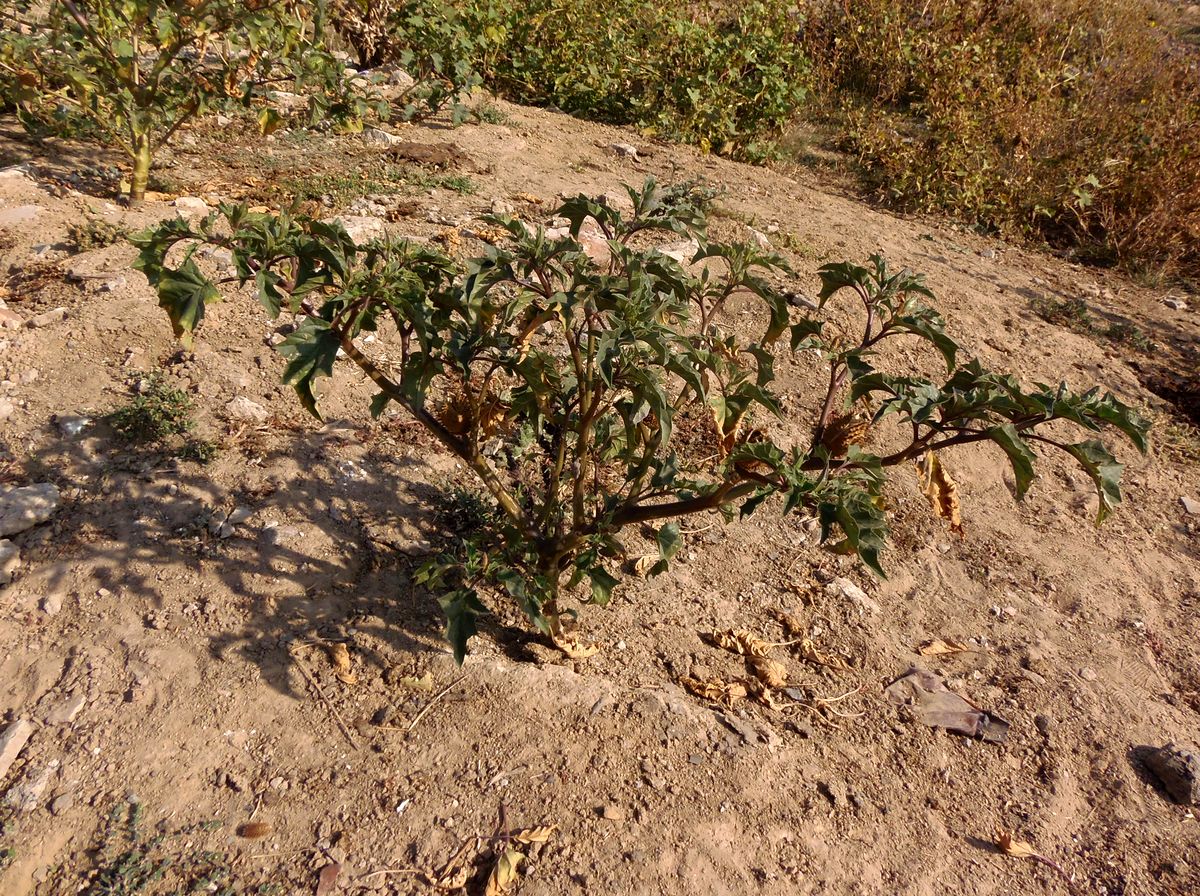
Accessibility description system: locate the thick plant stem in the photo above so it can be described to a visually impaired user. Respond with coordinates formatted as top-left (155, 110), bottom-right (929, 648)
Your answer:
top-left (129, 133), bottom-right (152, 203)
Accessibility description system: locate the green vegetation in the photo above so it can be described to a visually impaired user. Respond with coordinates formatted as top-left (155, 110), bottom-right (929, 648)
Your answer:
top-left (107, 373), bottom-right (217, 461)
top-left (132, 181), bottom-right (1148, 662)
top-left (804, 0), bottom-right (1200, 280)
top-left (68, 217), bottom-right (126, 251)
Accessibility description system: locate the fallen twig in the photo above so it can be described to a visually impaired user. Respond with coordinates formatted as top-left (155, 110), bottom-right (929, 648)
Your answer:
top-left (290, 650), bottom-right (357, 747)
top-left (408, 674), bottom-right (467, 733)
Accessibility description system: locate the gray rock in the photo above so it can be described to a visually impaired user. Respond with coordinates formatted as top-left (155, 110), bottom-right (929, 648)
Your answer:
top-left (0, 539), bottom-right (19, 585)
top-left (609, 142), bottom-right (640, 160)
top-left (0, 399), bottom-right (13, 422)
top-left (27, 307), bottom-right (68, 328)
top-left (328, 215), bottom-right (387, 245)
top-left (600, 804), bottom-right (627, 821)
top-left (225, 396), bottom-right (268, 423)
top-left (0, 719), bottom-right (34, 782)
top-left (826, 577), bottom-right (880, 615)
top-left (655, 239), bottom-right (700, 265)
top-left (1163, 297), bottom-right (1189, 311)
top-left (0, 483), bottom-right (61, 537)
top-left (50, 792), bottom-right (74, 815)
top-left (1144, 743), bottom-right (1200, 805)
top-left (39, 593), bottom-right (64, 616)
top-left (174, 196), bottom-right (209, 217)
top-left (1181, 496), bottom-right (1200, 516)
top-left (363, 128), bottom-right (401, 147)
top-left (44, 692), bottom-right (86, 725)
top-left (55, 415), bottom-right (91, 438)
top-left (261, 523), bottom-right (303, 546)
top-left (3, 759), bottom-right (57, 812)
top-left (717, 712), bottom-right (760, 745)
top-left (0, 307), bottom-right (23, 330)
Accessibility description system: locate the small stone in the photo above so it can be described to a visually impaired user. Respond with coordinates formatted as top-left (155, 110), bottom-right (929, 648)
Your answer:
top-left (0, 719), bottom-right (35, 782)
top-left (609, 142), bottom-right (639, 160)
top-left (363, 128), bottom-right (401, 147)
top-left (40, 593), bottom-right (64, 616)
top-left (655, 239), bottom-right (700, 265)
top-left (27, 307), bottom-right (68, 328)
top-left (826, 577), bottom-right (880, 615)
top-left (0, 399), bottom-right (12, 422)
top-left (1163, 297), bottom-right (1189, 311)
top-left (3, 760), bottom-right (57, 812)
top-left (328, 215), bottom-right (387, 245)
top-left (1180, 496), bottom-right (1200, 516)
top-left (55, 415), bottom-right (91, 438)
top-left (174, 196), bottom-right (209, 217)
top-left (1079, 667), bottom-right (1097, 682)
top-left (45, 692), bottom-right (86, 725)
top-left (50, 792), bottom-right (75, 815)
top-left (980, 248), bottom-right (997, 259)
top-left (17, 369), bottom-right (38, 385)
top-left (1144, 743), bottom-right (1200, 805)
top-left (261, 523), bottom-right (303, 546)
top-left (600, 804), bottom-right (627, 821)
top-left (817, 778), bottom-right (847, 808)
top-left (225, 396), bottom-right (269, 423)
top-left (0, 483), bottom-right (61, 537)
top-left (228, 506), bottom-right (253, 525)
top-left (1034, 714), bottom-right (1055, 736)
top-left (0, 307), bottom-right (23, 330)
top-left (0, 539), bottom-right (19, 585)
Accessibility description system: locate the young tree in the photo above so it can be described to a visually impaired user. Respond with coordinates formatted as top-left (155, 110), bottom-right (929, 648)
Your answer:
top-left (131, 181), bottom-right (1149, 661)
top-left (0, 1), bottom-right (340, 200)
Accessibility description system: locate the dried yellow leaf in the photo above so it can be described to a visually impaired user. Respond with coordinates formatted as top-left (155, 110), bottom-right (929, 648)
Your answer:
top-left (703, 628), bottom-right (773, 658)
top-left (918, 638), bottom-right (972, 657)
top-left (916, 452), bottom-right (964, 535)
top-left (553, 633), bottom-right (599, 660)
top-left (820, 411), bottom-right (871, 457)
top-left (749, 656), bottom-right (789, 689)
top-left (632, 555), bottom-right (658, 578)
top-left (994, 829), bottom-right (1038, 859)
top-left (743, 676), bottom-right (783, 709)
top-left (427, 842), bottom-right (473, 891)
top-left (328, 642), bottom-right (357, 685)
top-left (682, 676), bottom-right (748, 706)
top-left (769, 608), bottom-right (806, 639)
top-left (484, 848), bottom-right (524, 896)
top-left (511, 824), bottom-right (558, 845)
top-left (798, 638), bottom-right (850, 671)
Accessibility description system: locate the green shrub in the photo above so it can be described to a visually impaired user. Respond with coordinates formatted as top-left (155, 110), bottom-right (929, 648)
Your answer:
top-left (804, 0), bottom-right (1200, 279)
top-left (132, 181), bottom-right (1148, 662)
top-left (108, 374), bottom-right (194, 444)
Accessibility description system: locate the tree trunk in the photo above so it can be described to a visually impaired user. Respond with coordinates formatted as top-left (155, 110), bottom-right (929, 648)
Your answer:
top-left (129, 133), bottom-right (152, 203)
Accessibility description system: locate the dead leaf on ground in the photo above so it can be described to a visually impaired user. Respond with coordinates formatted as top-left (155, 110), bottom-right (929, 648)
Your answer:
top-left (511, 192), bottom-right (544, 204)
top-left (797, 638), bottom-right (850, 671)
top-left (682, 676), bottom-right (748, 706)
top-left (553, 633), bottom-right (600, 660)
top-left (749, 656), bottom-right (789, 689)
top-left (994, 829), bottom-right (1038, 859)
top-left (916, 451), bottom-right (964, 535)
top-left (328, 642), bottom-right (357, 685)
top-left (510, 825), bottom-right (558, 846)
top-left (769, 608), bottom-right (806, 639)
top-left (703, 628), bottom-right (773, 658)
top-left (744, 676), bottom-right (784, 709)
top-left (918, 638), bottom-right (973, 657)
top-left (632, 554), bottom-right (658, 577)
top-left (426, 842), bottom-right (473, 891)
top-left (236, 821), bottom-right (272, 839)
top-left (484, 847), bottom-right (524, 896)
top-left (397, 670), bottom-right (434, 692)
top-left (315, 862), bottom-right (341, 896)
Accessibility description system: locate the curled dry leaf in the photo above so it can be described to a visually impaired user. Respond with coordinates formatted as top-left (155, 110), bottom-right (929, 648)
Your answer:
top-left (798, 638), bottom-right (850, 671)
top-left (426, 841), bottom-right (473, 891)
top-left (994, 829), bottom-right (1038, 859)
top-left (632, 554), bottom-right (658, 578)
top-left (916, 452), bottom-right (964, 535)
top-left (553, 633), bottom-right (600, 660)
top-left (236, 821), bottom-right (272, 839)
top-left (682, 676), bottom-right (748, 706)
top-left (328, 642), bottom-right (357, 685)
top-left (511, 825), bottom-right (558, 846)
top-left (749, 656), bottom-right (789, 689)
top-left (484, 847), bottom-right (524, 896)
top-left (397, 670), bottom-right (435, 692)
top-left (703, 628), bottom-right (773, 658)
top-left (769, 608), bottom-right (806, 639)
top-left (918, 638), bottom-right (972, 657)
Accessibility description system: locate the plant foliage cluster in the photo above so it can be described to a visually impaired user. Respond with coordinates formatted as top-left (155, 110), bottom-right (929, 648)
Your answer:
top-left (132, 181), bottom-right (1148, 661)
top-left (804, 0), bottom-right (1200, 278)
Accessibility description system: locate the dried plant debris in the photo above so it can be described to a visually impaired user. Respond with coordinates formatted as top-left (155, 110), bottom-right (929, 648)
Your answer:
top-left (916, 451), bottom-right (964, 535)
top-left (702, 628), bottom-right (774, 658)
top-left (328, 642), bottom-right (357, 685)
top-left (993, 830), bottom-right (1076, 887)
top-left (749, 656), bottom-right (788, 689)
top-left (885, 667), bottom-right (1009, 743)
top-left (681, 676), bottom-right (749, 707)
top-left (917, 638), bottom-right (974, 657)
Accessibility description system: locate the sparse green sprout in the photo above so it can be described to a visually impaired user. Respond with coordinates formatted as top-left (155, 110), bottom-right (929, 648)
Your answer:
top-left (108, 374), bottom-right (194, 444)
top-left (132, 180), bottom-right (1149, 663)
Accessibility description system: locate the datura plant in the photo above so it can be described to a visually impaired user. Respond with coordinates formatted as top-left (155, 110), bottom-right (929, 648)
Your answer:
top-left (131, 180), bottom-right (1149, 662)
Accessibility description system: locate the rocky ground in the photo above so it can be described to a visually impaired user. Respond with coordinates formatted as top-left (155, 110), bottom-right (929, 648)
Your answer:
top-left (0, 97), bottom-right (1198, 896)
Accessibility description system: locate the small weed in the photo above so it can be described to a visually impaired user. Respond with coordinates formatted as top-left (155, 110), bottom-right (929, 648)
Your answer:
top-left (471, 102), bottom-right (508, 124)
top-left (438, 174), bottom-right (476, 195)
top-left (68, 218), bottom-right (126, 251)
top-left (177, 439), bottom-right (219, 464)
top-left (107, 375), bottom-right (194, 444)
top-left (1031, 295), bottom-right (1094, 332)
top-left (1155, 415), bottom-right (1200, 464)
top-left (1104, 321), bottom-right (1154, 352)
top-left (433, 484), bottom-right (494, 539)
top-left (0, 809), bottom-right (14, 871)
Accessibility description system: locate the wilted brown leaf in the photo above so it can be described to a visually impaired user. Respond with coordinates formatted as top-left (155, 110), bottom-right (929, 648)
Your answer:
top-left (484, 848), bottom-right (524, 896)
top-left (820, 410), bottom-right (871, 457)
top-left (703, 628), bottom-right (773, 658)
top-left (328, 642), bottom-right (357, 685)
top-left (632, 554), bottom-right (658, 578)
top-left (553, 633), bottom-right (599, 660)
top-left (511, 824), bottom-right (558, 845)
top-left (916, 452), bottom-right (964, 535)
top-left (918, 638), bottom-right (972, 657)
top-left (749, 656), bottom-right (789, 688)
top-left (426, 842), bottom-right (473, 891)
top-left (798, 638), bottom-right (850, 671)
top-left (315, 862), bottom-right (341, 896)
top-left (236, 822), bottom-right (272, 839)
top-left (682, 676), bottom-right (748, 706)
top-left (769, 608), bottom-right (806, 639)
top-left (743, 676), bottom-right (783, 709)
top-left (994, 829), bottom-right (1038, 859)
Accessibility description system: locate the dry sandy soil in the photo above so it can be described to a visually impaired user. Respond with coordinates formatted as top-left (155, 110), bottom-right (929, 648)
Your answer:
top-left (0, 96), bottom-right (1198, 896)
